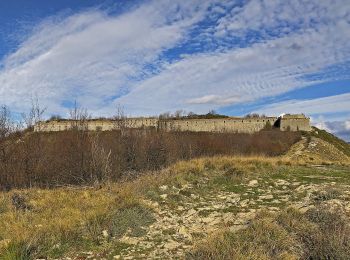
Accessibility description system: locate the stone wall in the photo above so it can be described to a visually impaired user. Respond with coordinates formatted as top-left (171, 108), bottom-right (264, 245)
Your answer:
top-left (34, 118), bottom-right (158, 132)
top-left (158, 117), bottom-right (278, 133)
top-left (34, 114), bottom-right (311, 133)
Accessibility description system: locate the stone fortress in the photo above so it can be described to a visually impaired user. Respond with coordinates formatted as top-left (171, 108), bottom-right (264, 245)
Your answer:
top-left (34, 114), bottom-right (311, 133)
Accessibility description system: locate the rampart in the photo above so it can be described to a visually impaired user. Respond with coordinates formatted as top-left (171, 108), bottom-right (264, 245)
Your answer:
top-left (34, 114), bottom-right (311, 133)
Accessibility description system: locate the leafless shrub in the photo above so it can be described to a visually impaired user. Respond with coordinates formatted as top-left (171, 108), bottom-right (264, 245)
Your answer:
top-left (69, 100), bottom-right (90, 131)
top-left (21, 95), bottom-right (46, 130)
top-left (0, 105), bottom-right (13, 140)
top-left (0, 129), bottom-right (301, 190)
top-left (90, 133), bottom-right (112, 183)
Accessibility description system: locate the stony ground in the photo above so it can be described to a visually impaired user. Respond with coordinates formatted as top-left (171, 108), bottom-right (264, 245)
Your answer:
top-left (104, 165), bottom-right (350, 259)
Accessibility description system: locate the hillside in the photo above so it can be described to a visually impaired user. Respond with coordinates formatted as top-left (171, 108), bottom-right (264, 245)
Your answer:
top-left (0, 129), bottom-right (349, 259)
top-left (1, 154), bottom-right (350, 259)
top-left (284, 127), bottom-right (350, 163)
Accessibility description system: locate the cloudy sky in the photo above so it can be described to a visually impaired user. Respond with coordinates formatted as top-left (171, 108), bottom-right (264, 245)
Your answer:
top-left (0, 0), bottom-right (349, 140)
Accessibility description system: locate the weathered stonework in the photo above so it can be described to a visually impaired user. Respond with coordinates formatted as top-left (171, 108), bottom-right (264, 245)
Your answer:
top-left (34, 114), bottom-right (311, 133)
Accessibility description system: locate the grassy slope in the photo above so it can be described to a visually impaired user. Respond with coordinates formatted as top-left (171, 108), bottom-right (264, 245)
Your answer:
top-left (306, 127), bottom-right (350, 157)
top-left (0, 156), bottom-right (350, 259)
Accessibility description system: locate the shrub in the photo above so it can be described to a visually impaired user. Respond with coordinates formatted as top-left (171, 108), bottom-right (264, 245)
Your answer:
top-left (189, 207), bottom-right (350, 260)
top-left (108, 204), bottom-right (155, 238)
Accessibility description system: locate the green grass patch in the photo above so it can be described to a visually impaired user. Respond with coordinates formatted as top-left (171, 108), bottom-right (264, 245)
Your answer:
top-left (109, 204), bottom-right (155, 238)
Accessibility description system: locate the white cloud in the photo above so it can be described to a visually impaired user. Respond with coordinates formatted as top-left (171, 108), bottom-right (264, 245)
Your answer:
top-left (315, 120), bottom-right (350, 141)
top-left (254, 93), bottom-right (350, 117)
top-left (0, 0), bottom-right (211, 115)
top-left (118, 21), bottom-right (350, 115)
top-left (0, 0), bottom-right (349, 119)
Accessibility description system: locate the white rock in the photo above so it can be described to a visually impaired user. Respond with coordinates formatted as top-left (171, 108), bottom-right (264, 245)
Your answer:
top-left (160, 185), bottom-right (168, 191)
top-left (102, 230), bottom-right (109, 238)
top-left (248, 180), bottom-right (258, 186)
top-left (160, 194), bottom-right (168, 199)
top-left (259, 194), bottom-right (274, 200)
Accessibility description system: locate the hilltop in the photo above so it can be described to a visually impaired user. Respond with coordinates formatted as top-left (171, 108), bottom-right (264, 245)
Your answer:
top-left (0, 127), bottom-right (349, 259)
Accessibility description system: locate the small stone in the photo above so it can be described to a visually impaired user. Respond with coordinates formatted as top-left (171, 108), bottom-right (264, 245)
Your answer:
top-left (248, 180), bottom-right (258, 186)
top-left (160, 194), bottom-right (168, 199)
top-left (240, 199), bottom-right (249, 207)
top-left (160, 185), bottom-right (168, 191)
top-left (177, 206), bottom-right (184, 211)
top-left (102, 230), bottom-right (109, 238)
top-left (259, 194), bottom-right (273, 200)
top-left (190, 194), bottom-right (199, 199)
top-left (164, 240), bottom-right (180, 250)
top-left (186, 209), bottom-right (197, 216)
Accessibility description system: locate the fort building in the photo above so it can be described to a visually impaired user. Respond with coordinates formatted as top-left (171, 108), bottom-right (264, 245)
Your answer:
top-left (34, 114), bottom-right (311, 133)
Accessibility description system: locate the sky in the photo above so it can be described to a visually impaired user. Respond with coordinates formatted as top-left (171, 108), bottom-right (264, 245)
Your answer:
top-left (0, 0), bottom-right (349, 141)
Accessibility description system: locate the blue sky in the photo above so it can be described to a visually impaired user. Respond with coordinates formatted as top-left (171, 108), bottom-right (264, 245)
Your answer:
top-left (0, 0), bottom-right (349, 140)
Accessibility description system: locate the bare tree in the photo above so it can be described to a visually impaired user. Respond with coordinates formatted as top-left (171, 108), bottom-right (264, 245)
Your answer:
top-left (208, 109), bottom-right (216, 115)
top-left (21, 95), bottom-right (46, 130)
top-left (69, 100), bottom-right (90, 131)
top-left (113, 104), bottom-right (133, 134)
top-left (0, 105), bottom-right (12, 140)
top-left (174, 110), bottom-right (185, 118)
top-left (159, 112), bottom-right (171, 119)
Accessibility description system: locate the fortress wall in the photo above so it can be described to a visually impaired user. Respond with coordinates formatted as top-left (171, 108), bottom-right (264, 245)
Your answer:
top-left (125, 118), bottom-right (158, 128)
top-left (34, 115), bottom-right (311, 133)
top-left (280, 118), bottom-right (311, 131)
top-left (34, 118), bottom-right (158, 132)
top-left (160, 118), bottom-right (278, 133)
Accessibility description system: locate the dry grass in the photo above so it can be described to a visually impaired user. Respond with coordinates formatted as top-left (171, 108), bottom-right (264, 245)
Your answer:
top-left (0, 155), bottom-right (348, 258)
top-left (189, 207), bottom-right (350, 260)
top-left (0, 156), bottom-right (281, 258)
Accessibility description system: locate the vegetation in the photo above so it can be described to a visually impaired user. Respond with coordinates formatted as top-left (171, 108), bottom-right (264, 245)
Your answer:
top-left (0, 156), bottom-right (349, 258)
top-left (1, 101), bottom-right (350, 258)
top-left (189, 207), bottom-right (350, 259)
top-left (0, 129), bottom-right (300, 190)
top-left (305, 126), bottom-right (350, 157)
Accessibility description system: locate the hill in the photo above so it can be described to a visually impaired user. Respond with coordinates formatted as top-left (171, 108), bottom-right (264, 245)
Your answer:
top-left (0, 156), bottom-right (349, 259)
top-left (284, 127), bottom-right (350, 163)
top-left (0, 128), bottom-right (349, 258)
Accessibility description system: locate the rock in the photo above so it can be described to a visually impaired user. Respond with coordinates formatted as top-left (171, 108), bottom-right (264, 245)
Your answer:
top-left (275, 179), bottom-right (290, 186)
top-left (178, 226), bottom-right (192, 240)
top-left (102, 230), bottom-right (109, 238)
top-left (177, 206), bottom-right (185, 211)
top-left (113, 255), bottom-right (121, 259)
top-left (271, 199), bottom-right (281, 204)
top-left (190, 194), bottom-right (199, 199)
top-left (248, 180), bottom-right (258, 186)
top-left (160, 194), bottom-right (168, 199)
top-left (0, 239), bottom-right (11, 250)
top-left (160, 185), bottom-right (168, 191)
top-left (164, 240), bottom-right (180, 250)
top-left (240, 199), bottom-right (249, 207)
top-left (120, 236), bottom-right (139, 245)
top-left (186, 209), bottom-right (197, 216)
top-left (259, 194), bottom-right (274, 200)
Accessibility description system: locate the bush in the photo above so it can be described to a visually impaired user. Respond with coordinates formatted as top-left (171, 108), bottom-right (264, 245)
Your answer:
top-left (0, 129), bottom-right (301, 190)
top-left (108, 204), bottom-right (155, 238)
top-left (189, 207), bottom-right (350, 260)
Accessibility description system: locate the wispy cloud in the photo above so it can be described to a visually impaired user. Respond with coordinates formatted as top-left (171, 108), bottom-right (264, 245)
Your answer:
top-left (0, 0), bottom-right (211, 115)
top-left (254, 93), bottom-right (350, 116)
top-left (0, 0), bottom-right (349, 119)
top-left (314, 120), bottom-right (350, 142)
